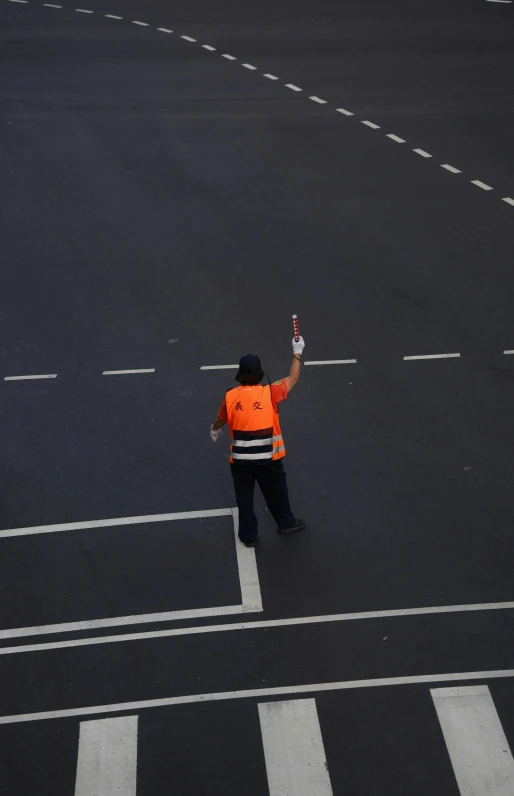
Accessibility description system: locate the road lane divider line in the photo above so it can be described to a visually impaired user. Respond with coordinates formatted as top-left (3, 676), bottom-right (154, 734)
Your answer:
top-left (413, 148), bottom-right (432, 158)
top-left (471, 179), bottom-right (493, 191)
top-left (1, 600), bottom-right (513, 655)
top-left (4, 374), bottom-right (57, 381)
top-left (180, 35), bottom-right (196, 41)
top-left (75, 8), bottom-right (93, 12)
top-left (259, 699), bottom-right (334, 796)
top-left (386, 134), bottom-right (406, 143)
top-left (502, 197), bottom-right (514, 206)
top-left (441, 164), bottom-right (461, 174)
top-left (75, 717), bottom-right (138, 796)
top-left (102, 368), bottom-right (155, 375)
top-left (431, 686), bottom-right (514, 795)
top-left (285, 83), bottom-right (302, 92)
top-left (309, 96), bottom-right (327, 104)
top-left (131, 20), bottom-right (148, 25)
top-left (304, 359), bottom-right (357, 366)
top-left (105, 13), bottom-right (123, 18)
top-left (335, 108), bottom-right (354, 116)
top-left (361, 120), bottom-right (380, 129)
top-left (200, 364), bottom-right (238, 370)
top-left (202, 44), bottom-right (216, 50)
top-left (242, 63), bottom-right (257, 70)
top-left (264, 73), bottom-right (279, 80)
top-left (1, 669), bottom-right (514, 725)
top-left (403, 353), bottom-right (460, 360)
top-left (221, 53), bottom-right (236, 60)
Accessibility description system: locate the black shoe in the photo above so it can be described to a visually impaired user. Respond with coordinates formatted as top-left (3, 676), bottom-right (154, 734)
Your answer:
top-left (277, 518), bottom-right (306, 535)
top-left (243, 539), bottom-right (257, 547)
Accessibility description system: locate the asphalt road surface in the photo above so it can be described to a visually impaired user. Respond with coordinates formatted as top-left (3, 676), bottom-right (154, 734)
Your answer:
top-left (1, 0), bottom-right (514, 792)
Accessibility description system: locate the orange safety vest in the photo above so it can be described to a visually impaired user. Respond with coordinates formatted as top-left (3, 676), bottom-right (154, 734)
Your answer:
top-left (225, 385), bottom-right (286, 465)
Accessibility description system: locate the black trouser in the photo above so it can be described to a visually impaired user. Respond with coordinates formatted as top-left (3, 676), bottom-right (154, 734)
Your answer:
top-left (230, 459), bottom-right (296, 542)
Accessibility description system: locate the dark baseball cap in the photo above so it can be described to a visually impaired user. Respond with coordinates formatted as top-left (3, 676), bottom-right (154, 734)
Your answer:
top-left (235, 353), bottom-right (262, 381)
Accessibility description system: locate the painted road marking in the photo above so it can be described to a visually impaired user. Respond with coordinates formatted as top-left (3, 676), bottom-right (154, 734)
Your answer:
top-left (486, 0), bottom-right (512, 3)
top-left (222, 53), bottom-right (236, 60)
top-left (361, 120), bottom-right (380, 129)
top-left (0, 507), bottom-right (262, 639)
top-left (242, 63), bottom-right (257, 70)
top-left (200, 364), bottom-right (238, 370)
top-left (309, 96), bottom-right (327, 104)
top-left (441, 164), bottom-right (462, 174)
top-left (285, 83), bottom-right (302, 92)
top-left (335, 108), bottom-right (354, 116)
top-left (75, 716), bottom-right (138, 796)
top-left (259, 699), bottom-right (333, 796)
top-left (471, 179), bottom-right (493, 191)
top-left (386, 134), bottom-right (406, 143)
top-left (157, 26), bottom-right (173, 32)
top-left (2, 600), bottom-right (513, 656)
top-left (1, 669), bottom-right (514, 725)
top-left (106, 13), bottom-right (123, 18)
top-left (8, 1), bottom-right (29, 3)
top-left (413, 148), bottom-right (432, 158)
top-left (4, 374), bottom-right (57, 381)
top-left (502, 197), bottom-right (514, 206)
top-left (202, 44), bottom-right (216, 51)
top-left (264, 73), bottom-right (279, 80)
top-left (304, 359), bottom-right (357, 366)
top-left (131, 20), bottom-right (148, 25)
top-left (504, 350), bottom-right (514, 355)
top-left (102, 368), bottom-right (155, 375)
top-left (43, 4), bottom-right (62, 7)
top-left (432, 686), bottom-right (514, 795)
top-left (75, 8), bottom-right (93, 12)
top-left (403, 353), bottom-right (460, 360)
top-left (181, 35), bottom-right (196, 42)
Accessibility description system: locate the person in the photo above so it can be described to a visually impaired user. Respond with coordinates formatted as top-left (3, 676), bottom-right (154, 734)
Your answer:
top-left (210, 336), bottom-right (306, 546)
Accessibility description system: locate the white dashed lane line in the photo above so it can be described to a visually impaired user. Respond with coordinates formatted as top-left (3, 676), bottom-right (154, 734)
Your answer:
top-left (503, 350), bottom-right (514, 355)
top-left (5, 0), bottom-right (512, 210)
top-left (4, 374), bottom-right (58, 381)
top-left (304, 359), bottom-right (357, 366)
top-left (200, 364), bottom-right (239, 371)
top-left (471, 180), bottom-right (493, 191)
top-left (441, 164), bottom-right (462, 174)
top-left (403, 353), bottom-right (461, 361)
top-left (102, 369), bottom-right (155, 376)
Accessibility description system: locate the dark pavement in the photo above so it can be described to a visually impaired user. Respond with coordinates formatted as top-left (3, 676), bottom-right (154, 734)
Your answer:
top-left (1, 0), bottom-right (514, 791)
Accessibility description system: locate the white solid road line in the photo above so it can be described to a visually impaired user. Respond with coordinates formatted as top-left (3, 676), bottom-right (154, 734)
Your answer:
top-left (202, 44), bottom-right (216, 50)
top-left (471, 179), bottom-right (493, 191)
top-left (413, 148), bottom-right (432, 158)
top-left (102, 368), bottom-right (155, 375)
top-left (441, 164), bottom-right (462, 174)
top-left (75, 716), bottom-right (138, 796)
top-left (386, 134), bottom-right (406, 143)
top-left (432, 686), bottom-right (514, 795)
top-left (335, 108), bottom-right (354, 116)
top-left (361, 120), bottom-right (380, 129)
top-left (285, 83), bottom-right (302, 91)
top-left (304, 359), bottom-right (357, 366)
top-left (1, 669), bottom-right (514, 726)
top-left (200, 364), bottom-right (238, 370)
top-left (2, 600), bottom-right (513, 656)
top-left (502, 197), bottom-right (514, 206)
top-left (0, 507), bottom-right (233, 539)
top-left (4, 374), bottom-right (57, 381)
top-left (264, 73), bottom-right (279, 80)
top-left (259, 699), bottom-right (334, 796)
top-left (403, 353), bottom-right (460, 360)
top-left (309, 96), bottom-right (327, 104)
top-left (232, 508), bottom-right (263, 613)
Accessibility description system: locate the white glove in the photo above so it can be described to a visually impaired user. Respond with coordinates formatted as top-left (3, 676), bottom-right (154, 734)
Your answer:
top-left (210, 425), bottom-right (222, 442)
top-left (292, 335), bottom-right (305, 355)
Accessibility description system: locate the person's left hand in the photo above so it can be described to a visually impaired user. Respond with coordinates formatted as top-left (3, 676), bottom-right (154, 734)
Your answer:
top-left (210, 425), bottom-right (222, 442)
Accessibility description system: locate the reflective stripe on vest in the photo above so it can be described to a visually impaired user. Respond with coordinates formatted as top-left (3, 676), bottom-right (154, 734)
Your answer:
top-left (225, 385), bottom-right (286, 464)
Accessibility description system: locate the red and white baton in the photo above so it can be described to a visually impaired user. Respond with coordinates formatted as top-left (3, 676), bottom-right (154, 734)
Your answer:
top-left (292, 314), bottom-right (300, 342)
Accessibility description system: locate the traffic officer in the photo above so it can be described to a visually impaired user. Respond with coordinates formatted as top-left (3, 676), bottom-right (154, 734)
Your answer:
top-left (210, 335), bottom-right (306, 546)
